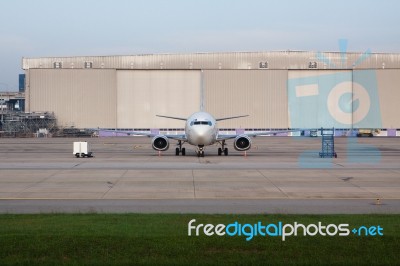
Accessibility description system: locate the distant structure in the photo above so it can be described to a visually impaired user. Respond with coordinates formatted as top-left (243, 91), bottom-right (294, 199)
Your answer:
top-left (21, 51), bottom-right (400, 132)
top-left (19, 74), bottom-right (25, 93)
top-left (0, 92), bottom-right (24, 112)
top-left (0, 111), bottom-right (56, 137)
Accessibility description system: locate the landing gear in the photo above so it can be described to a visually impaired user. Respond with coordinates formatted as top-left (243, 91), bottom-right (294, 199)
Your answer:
top-left (197, 145), bottom-right (205, 157)
top-left (218, 140), bottom-right (228, 156)
top-left (175, 141), bottom-right (186, 156)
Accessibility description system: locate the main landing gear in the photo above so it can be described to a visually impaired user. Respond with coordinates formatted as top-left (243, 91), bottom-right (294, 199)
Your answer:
top-left (218, 140), bottom-right (228, 156)
top-left (175, 140), bottom-right (186, 156)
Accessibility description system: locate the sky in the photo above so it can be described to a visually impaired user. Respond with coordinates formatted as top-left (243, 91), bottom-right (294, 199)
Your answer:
top-left (1, 0), bottom-right (399, 91)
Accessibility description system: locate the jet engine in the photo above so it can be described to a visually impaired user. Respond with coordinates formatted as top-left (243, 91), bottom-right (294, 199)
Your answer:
top-left (151, 135), bottom-right (169, 151)
top-left (233, 135), bottom-right (251, 151)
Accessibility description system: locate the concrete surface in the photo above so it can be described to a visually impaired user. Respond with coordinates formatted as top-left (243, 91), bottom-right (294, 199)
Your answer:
top-left (0, 136), bottom-right (399, 213)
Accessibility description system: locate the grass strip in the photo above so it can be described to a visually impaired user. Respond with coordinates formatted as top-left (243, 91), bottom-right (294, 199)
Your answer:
top-left (0, 214), bottom-right (398, 265)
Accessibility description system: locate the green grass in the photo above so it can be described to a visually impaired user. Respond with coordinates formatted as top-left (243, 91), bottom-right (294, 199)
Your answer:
top-left (0, 214), bottom-right (399, 265)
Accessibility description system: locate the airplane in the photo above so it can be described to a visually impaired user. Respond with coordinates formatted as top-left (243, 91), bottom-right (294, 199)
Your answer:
top-left (101, 111), bottom-right (294, 157)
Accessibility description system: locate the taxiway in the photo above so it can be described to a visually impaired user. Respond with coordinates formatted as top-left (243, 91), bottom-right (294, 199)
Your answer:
top-left (0, 136), bottom-right (399, 213)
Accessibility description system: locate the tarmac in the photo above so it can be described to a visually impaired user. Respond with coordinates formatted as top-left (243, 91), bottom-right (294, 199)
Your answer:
top-left (0, 136), bottom-right (399, 214)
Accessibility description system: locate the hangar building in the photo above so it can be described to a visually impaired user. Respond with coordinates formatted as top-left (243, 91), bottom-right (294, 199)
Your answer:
top-left (22, 51), bottom-right (400, 131)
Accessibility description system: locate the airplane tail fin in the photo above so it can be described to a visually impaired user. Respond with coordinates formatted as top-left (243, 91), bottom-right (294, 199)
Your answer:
top-left (200, 70), bottom-right (204, 111)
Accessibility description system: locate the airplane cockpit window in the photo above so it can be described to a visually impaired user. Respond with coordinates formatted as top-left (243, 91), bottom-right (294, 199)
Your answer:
top-left (191, 121), bottom-right (212, 126)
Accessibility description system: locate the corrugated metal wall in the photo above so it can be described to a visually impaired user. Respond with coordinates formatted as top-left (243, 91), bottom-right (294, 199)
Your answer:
top-left (117, 70), bottom-right (200, 128)
top-left (375, 69), bottom-right (400, 128)
top-left (352, 70), bottom-right (382, 128)
top-left (22, 51), bottom-right (400, 71)
top-left (28, 69), bottom-right (117, 128)
top-left (204, 70), bottom-right (288, 128)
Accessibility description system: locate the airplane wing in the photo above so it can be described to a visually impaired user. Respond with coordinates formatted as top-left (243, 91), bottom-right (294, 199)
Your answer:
top-left (96, 129), bottom-right (157, 137)
top-left (216, 115), bottom-right (249, 121)
top-left (163, 134), bottom-right (187, 141)
top-left (216, 129), bottom-right (297, 141)
top-left (156, 115), bottom-right (187, 121)
top-left (95, 129), bottom-right (188, 141)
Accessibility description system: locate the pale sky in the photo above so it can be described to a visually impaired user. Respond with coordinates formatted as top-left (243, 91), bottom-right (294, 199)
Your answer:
top-left (1, 0), bottom-right (399, 91)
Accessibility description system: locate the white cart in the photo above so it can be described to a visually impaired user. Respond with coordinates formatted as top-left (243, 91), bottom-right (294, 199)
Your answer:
top-left (73, 141), bottom-right (93, 158)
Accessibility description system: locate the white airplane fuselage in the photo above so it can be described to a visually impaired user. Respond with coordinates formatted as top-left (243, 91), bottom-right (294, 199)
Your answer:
top-left (185, 112), bottom-right (218, 147)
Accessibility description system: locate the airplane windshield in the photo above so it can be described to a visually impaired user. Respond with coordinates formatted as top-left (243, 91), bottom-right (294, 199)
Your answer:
top-left (191, 121), bottom-right (212, 126)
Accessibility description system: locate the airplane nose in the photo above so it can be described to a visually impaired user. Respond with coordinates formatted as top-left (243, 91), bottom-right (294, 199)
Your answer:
top-left (196, 128), bottom-right (206, 137)
top-left (193, 127), bottom-right (211, 144)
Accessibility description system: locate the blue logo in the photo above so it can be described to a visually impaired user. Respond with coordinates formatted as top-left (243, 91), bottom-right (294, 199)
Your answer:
top-left (288, 70), bottom-right (382, 128)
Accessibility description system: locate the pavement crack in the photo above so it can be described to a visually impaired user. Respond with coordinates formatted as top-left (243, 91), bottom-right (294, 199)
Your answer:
top-left (72, 163), bottom-right (82, 168)
top-left (257, 169), bottom-right (290, 198)
top-left (334, 163), bottom-right (345, 167)
top-left (341, 177), bottom-right (353, 182)
top-left (339, 176), bottom-right (381, 198)
top-left (101, 169), bottom-right (128, 199)
top-left (15, 169), bottom-right (63, 198)
top-left (192, 169), bottom-right (197, 199)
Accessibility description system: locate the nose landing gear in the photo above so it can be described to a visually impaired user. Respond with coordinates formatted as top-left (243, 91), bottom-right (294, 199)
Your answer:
top-left (197, 145), bottom-right (205, 157)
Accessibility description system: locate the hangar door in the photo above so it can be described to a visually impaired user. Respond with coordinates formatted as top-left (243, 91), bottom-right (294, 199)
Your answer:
top-left (288, 70), bottom-right (383, 128)
top-left (203, 70), bottom-right (288, 129)
top-left (288, 70), bottom-right (353, 128)
top-left (117, 70), bottom-right (201, 128)
top-left (375, 69), bottom-right (400, 128)
top-left (28, 69), bottom-right (117, 128)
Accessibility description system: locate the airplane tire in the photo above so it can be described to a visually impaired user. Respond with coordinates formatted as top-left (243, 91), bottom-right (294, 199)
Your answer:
top-left (182, 148), bottom-right (186, 156)
top-left (224, 148), bottom-right (228, 156)
top-left (218, 148), bottom-right (222, 156)
top-left (175, 148), bottom-right (180, 156)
